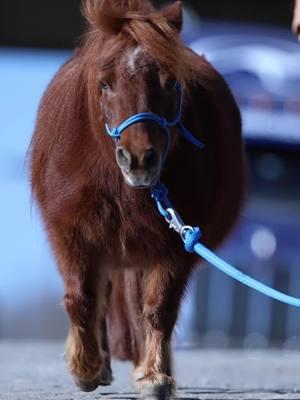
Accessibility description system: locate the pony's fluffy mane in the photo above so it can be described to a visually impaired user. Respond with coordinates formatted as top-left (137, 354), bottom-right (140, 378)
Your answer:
top-left (82, 0), bottom-right (193, 82)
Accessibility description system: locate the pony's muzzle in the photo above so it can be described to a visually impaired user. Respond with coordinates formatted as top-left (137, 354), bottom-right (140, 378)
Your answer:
top-left (116, 146), bottom-right (160, 188)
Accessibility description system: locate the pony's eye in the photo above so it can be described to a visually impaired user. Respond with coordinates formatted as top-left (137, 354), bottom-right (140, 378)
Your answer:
top-left (100, 81), bottom-right (110, 91)
top-left (165, 78), bottom-right (177, 91)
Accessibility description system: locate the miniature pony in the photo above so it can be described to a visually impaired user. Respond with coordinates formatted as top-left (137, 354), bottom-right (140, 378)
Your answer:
top-left (30, 0), bottom-right (244, 397)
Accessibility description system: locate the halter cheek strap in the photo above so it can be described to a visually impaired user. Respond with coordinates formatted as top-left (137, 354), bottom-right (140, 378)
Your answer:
top-left (104, 83), bottom-right (205, 163)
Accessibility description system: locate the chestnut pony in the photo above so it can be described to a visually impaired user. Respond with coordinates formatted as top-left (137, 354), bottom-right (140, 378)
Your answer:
top-left (30, 0), bottom-right (244, 397)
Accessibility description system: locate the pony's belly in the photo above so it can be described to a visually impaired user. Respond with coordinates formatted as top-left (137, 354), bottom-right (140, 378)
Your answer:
top-left (102, 247), bottom-right (166, 271)
top-left (99, 229), bottom-right (186, 271)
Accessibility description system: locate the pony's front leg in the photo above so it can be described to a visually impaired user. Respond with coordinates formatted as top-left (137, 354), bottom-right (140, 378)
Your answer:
top-left (64, 275), bottom-right (112, 392)
top-left (135, 262), bottom-right (192, 399)
top-left (53, 232), bottom-right (112, 392)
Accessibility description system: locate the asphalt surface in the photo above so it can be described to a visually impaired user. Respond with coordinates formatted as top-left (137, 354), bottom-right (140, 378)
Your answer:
top-left (1, 341), bottom-right (300, 399)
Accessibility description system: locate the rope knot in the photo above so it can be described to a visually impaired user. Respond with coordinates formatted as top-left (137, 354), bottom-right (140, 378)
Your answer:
top-left (151, 183), bottom-right (168, 203)
top-left (183, 227), bottom-right (201, 253)
top-left (158, 118), bottom-right (168, 129)
top-left (106, 125), bottom-right (120, 139)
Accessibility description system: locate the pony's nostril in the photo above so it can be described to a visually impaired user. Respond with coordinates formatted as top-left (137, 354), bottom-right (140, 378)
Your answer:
top-left (143, 148), bottom-right (158, 170)
top-left (116, 146), bottom-right (132, 170)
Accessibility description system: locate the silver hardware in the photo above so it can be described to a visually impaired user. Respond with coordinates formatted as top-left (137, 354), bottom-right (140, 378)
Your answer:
top-left (166, 208), bottom-right (194, 241)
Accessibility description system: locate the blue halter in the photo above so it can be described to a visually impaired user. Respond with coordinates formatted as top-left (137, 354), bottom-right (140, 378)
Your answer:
top-left (105, 83), bottom-right (204, 163)
top-left (104, 82), bottom-right (300, 308)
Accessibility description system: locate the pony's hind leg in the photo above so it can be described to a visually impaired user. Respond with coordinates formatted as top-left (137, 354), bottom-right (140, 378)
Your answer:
top-left (135, 262), bottom-right (192, 399)
top-left (51, 227), bottom-right (112, 392)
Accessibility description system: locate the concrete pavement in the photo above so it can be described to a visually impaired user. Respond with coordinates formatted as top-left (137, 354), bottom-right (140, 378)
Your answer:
top-left (1, 341), bottom-right (300, 399)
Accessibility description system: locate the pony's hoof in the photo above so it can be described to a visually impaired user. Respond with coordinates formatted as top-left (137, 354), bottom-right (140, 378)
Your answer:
top-left (99, 365), bottom-right (113, 386)
top-left (137, 374), bottom-right (175, 400)
top-left (74, 367), bottom-right (113, 392)
top-left (132, 365), bottom-right (146, 389)
top-left (75, 375), bottom-right (102, 392)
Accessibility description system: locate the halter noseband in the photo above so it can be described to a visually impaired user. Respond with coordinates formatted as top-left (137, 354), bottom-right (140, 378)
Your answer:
top-left (104, 83), bottom-right (204, 163)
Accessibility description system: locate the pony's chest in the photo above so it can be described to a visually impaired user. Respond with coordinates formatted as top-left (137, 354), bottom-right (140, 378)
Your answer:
top-left (96, 193), bottom-right (169, 262)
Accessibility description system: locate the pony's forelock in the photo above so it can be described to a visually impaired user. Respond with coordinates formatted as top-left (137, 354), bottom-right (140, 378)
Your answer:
top-left (82, 0), bottom-right (192, 83)
top-left (82, 0), bottom-right (153, 33)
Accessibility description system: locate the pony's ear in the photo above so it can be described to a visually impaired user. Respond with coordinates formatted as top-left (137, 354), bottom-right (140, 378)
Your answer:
top-left (160, 1), bottom-right (183, 33)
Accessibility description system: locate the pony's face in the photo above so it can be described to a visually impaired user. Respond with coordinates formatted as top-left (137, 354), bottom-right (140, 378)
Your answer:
top-left (99, 47), bottom-right (181, 188)
top-left (90, 0), bottom-right (184, 188)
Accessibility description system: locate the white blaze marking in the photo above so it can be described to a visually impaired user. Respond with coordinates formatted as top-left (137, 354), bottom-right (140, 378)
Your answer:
top-left (127, 46), bottom-right (143, 73)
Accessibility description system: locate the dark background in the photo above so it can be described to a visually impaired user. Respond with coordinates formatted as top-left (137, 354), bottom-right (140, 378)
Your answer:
top-left (0, 0), bottom-right (296, 49)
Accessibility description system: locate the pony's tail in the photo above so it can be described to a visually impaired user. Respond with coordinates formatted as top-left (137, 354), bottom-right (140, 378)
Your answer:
top-left (106, 270), bottom-right (145, 365)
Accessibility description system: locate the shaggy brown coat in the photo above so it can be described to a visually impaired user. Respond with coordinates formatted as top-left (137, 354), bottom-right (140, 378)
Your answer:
top-left (29, 0), bottom-right (245, 395)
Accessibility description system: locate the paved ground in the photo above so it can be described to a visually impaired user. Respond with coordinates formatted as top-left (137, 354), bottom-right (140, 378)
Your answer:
top-left (1, 341), bottom-right (300, 399)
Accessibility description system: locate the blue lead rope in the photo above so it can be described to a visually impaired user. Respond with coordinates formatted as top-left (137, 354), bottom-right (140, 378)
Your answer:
top-left (194, 243), bottom-right (300, 307)
top-left (151, 182), bottom-right (300, 307)
top-left (151, 183), bottom-right (300, 307)
top-left (105, 82), bottom-right (300, 308)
